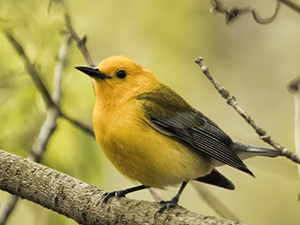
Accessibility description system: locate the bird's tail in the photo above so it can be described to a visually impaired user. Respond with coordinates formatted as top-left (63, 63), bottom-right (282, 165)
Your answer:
top-left (232, 141), bottom-right (279, 161)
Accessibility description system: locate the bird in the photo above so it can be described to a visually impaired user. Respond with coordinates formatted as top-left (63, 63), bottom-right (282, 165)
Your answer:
top-left (75, 55), bottom-right (278, 214)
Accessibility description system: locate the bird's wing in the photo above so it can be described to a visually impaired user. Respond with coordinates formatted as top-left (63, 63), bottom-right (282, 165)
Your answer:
top-left (137, 86), bottom-right (253, 176)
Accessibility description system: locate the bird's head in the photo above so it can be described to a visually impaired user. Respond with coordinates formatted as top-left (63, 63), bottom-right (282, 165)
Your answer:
top-left (76, 55), bottom-right (160, 104)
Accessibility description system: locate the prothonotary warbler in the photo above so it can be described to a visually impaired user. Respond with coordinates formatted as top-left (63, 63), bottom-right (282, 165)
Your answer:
top-left (75, 55), bottom-right (278, 214)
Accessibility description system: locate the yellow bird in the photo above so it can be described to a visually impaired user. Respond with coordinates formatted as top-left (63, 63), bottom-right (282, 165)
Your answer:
top-left (76, 55), bottom-right (278, 213)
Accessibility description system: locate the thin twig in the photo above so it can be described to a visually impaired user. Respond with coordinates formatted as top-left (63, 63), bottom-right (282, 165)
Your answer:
top-left (211, 0), bottom-right (281, 24)
top-left (60, 112), bottom-right (94, 137)
top-left (49, 0), bottom-right (94, 66)
top-left (65, 15), bottom-right (94, 67)
top-left (3, 30), bottom-right (55, 108)
top-left (194, 57), bottom-right (300, 165)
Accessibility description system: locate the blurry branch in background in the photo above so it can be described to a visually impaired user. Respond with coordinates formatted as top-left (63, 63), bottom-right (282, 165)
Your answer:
top-left (280, 0), bottom-right (300, 13)
top-left (0, 149), bottom-right (246, 225)
top-left (0, 196), bottom-right (18, 225)
top-left (210, 0), bottom-right (300, 25)
top-left (0, 32), bottom-right (72, 225)
top-left (65, 17), bottom-right (94, 67)
top-left (51, 0), bottom-right (95, 67)
top-left (3, 31), bottom-right (56, 108)
top-left (29, 33), bottom-right (72, 163)
top-left (2, 30), bottom-right (94, 136)
top-left (191, 183), bottom-right (240, 222)
top-left (287, 76), bottom-right (300, 177)
top-left (195, 57), bottom-right (300, 165)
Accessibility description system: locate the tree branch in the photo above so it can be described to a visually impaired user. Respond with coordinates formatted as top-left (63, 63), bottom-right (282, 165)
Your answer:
top-left (210, 0), bottom-right (290, 24)
top-left (3, 30), bottom-right (55, 109)
top-left (0, 32), bottom-right (73, 225)
top-left (279, 0), bottom-right (300, 13)
top-left (0, 196), bottom-right (18, 225)
top-left (194, 57), bottom-right (300, 165)
top-left (2, 29), bottom-right (94, 137)
top-left (0, 149), bottom-right (246, 225)
top-left (65, 14), bottom-right (94, 67)
top-left (58, 0), bottom-right (94, 67)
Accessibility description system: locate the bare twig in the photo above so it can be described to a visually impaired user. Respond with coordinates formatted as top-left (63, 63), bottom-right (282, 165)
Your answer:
top-left (48, 0), bottom-right (94, 66)
top-left (48, 0), bottom-right (94, 67)
top-left (57, 0), bottom-right (94, 67)
top-left (194, 57), bottom-right (300, 165)
top-left (211, 0), bottom-right (281, 24)
top-left (3, 30), bottom-right (55, 108)
top-left (60, 112), bottom-right (94, 137)
top-left (65, 15), bottom-right (94, 67)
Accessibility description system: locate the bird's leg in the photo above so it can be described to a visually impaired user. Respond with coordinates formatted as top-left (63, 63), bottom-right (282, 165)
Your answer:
top-left (155, 181), bottom-right (188, 215)
top-left (101, 185), bottom-right (148, 206)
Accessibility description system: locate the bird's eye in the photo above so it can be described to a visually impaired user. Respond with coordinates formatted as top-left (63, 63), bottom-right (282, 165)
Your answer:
top-left (116, 70), bottom-right (127, 79)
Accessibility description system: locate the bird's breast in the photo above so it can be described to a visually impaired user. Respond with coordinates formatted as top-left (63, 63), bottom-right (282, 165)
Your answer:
top-left (93, 99), bottom-right (214, 189)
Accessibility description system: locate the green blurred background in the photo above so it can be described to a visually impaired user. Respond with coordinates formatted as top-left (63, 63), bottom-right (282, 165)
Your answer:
top-left (0, 0), bottom-right (300, 224)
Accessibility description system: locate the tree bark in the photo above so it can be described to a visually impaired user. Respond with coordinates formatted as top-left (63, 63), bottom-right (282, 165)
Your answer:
top-left (0, 149), bottom-right (246, 225)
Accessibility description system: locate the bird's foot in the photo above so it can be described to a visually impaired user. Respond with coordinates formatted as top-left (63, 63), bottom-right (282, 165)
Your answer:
top-left (100, 185), bottom-right (148, 207)
top-left (155, 196), bottom-right (179, 216)
top-left (101, 190), bottom-right (127, 207)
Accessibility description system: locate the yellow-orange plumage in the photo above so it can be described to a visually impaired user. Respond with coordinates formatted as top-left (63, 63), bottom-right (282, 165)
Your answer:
top-left (92, 56), bottom-right (213, 189)
top-left (75, 55), bottom-right (277, 213)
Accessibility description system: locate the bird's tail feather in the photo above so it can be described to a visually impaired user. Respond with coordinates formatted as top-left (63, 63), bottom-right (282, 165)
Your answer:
top-left (232, 141), bottom-right (279, 161)
top-left (194, 169), bottom-right (235, 190)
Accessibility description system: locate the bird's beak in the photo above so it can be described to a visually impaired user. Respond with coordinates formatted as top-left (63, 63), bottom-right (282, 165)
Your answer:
top-left (75, 66), bottom-right (111, 80)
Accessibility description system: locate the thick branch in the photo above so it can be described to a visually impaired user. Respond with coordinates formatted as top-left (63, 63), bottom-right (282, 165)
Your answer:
top-left (0, 149), bottom-right (245, 225)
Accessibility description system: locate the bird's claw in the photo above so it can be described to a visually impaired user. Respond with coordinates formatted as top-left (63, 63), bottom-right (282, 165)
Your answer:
top-left (101, 190), bottom-right (126, 207)
top-left (155, 197), bottom-right (179, 216)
